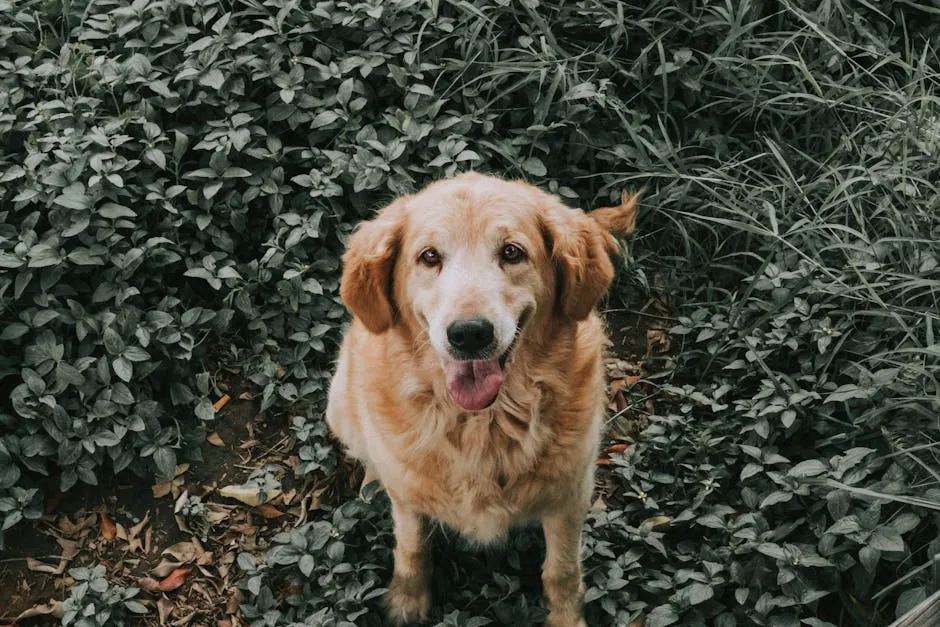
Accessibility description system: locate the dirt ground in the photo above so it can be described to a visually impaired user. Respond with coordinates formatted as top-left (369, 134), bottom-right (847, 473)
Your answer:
top-left (0, 294), bottom-right (675, 626)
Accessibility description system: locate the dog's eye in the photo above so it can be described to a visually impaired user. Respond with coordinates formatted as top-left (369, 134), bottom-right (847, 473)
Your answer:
top-left (419, 247), bottom-right (441, 267)
top-left (501, 243), bottom-right (526, 264)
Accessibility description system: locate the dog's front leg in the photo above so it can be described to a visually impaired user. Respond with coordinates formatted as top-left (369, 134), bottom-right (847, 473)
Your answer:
top-left (386, 498), bottom-right (432, 625)
top-left (541, 508), bottom-right (588, 627)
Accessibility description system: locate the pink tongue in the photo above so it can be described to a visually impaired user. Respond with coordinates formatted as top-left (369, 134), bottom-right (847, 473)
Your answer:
top-left (444, 358), bottom-right (505, 411)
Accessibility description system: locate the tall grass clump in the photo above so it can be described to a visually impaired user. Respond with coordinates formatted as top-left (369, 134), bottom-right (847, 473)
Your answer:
top-left (1, 0), bottom-right (938, 624)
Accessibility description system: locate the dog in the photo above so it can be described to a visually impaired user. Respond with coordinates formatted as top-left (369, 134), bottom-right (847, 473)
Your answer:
top-left (326, 172), bottom-right (638, 626)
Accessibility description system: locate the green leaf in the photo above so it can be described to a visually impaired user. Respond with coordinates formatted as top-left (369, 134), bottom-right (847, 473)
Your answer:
top-left (112, 357), bottom-right (133, 382)
top-left (203, 181), bottom-right (224, 200)
top-left (896, 587), bottom-right (926, 618)
top-left (757, 543), bottom-right (785, 560)
top-left (54, 187), bottom-right (92, 210)
top-left (0, 252), bottom-right (24, 268)
top-left (153, 447), bottom-right (177, 478)
top-left (826, 517), bottom-right (861, 535)
top-left (124, 600), bottom-right (148, 614)
top-left (27, 244), bottom-right (62, 268)
top-left (869, 527), bottom-right (904, 553)
top-left (759, 490), bottom-right (793, 508)
top-left (222, 167), bottom-right (252, 179)
top-left (145, 148), bottom-right (166, 170)
top-left (200, 69), bottom-right (225, 89)
top-left (645, 603), bottom-right (679, 627)
top-left (103, 328), bottom-right (125, 355)
top-left (859, 545), bottom-right (880, 574)
top-left (173, 131), bottom-right (190, 162)
top-left (0, 323), bottom-right (29, 340)
top-left (677, 582), bottom-right (714, 606)
top-left (55, 361), bottom-right (86, 387)
top-left (123, 346), bottom-right (151, 362)
top-left (267, 544), bottom-right (303, 565)
top-left (521, 156), bottom-right (547, 176)
top-left (98, 203), bottom-right (137, 219)
top-left (195, 399), bottom-right (215, 421)
top-left (788, 459), bottom-right (828, 478)
top-left (824, 384), bottom-right (872, 403)
top-left (63, 216), bottom-right (90, 237)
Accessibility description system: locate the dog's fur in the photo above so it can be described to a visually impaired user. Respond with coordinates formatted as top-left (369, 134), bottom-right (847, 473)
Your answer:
top-left (326, 172), bottom-right (638, 626)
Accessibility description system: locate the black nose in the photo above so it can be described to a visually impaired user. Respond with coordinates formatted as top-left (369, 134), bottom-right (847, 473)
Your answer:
top-left (447, 318), bottom-right (495, 356)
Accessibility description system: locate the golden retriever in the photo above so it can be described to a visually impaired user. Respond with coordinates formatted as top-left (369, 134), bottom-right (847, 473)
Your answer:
top-left (326, 172), bottom-right (638, 626)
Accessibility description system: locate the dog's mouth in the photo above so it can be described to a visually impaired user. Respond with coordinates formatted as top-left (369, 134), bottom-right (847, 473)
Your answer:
top-left (444, 311), bottom-right (529, 412)
top-left (444, 357), bottom-right (505, 412)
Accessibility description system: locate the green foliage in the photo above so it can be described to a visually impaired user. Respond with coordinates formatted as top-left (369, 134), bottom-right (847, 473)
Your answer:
top-left (61, 564), bottom-right (147, 626)
top-left (1, 0), bottom-right (938, 624)
top-left (237, 494), bottom-right (393, 627)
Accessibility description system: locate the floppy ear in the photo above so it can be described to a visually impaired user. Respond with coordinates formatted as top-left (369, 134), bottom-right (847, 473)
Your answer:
top-left (339, 200), bottom-right (406, 334)
top-left (542, 191), bottom-right (639, 321)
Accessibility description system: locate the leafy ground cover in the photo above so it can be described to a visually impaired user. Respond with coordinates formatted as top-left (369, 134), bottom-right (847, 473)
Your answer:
top-left (1, 0), bottom-right (939, 625)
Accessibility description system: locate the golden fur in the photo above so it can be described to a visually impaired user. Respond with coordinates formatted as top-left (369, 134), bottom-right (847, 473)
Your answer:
top-left (326, 172), bottom-right (638, 626)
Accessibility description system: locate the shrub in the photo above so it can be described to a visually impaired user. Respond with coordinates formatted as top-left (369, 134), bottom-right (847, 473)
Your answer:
top-left (1, 0), bottom-right (938, 624)
top-left (61, 564), bottom-right (147, 626)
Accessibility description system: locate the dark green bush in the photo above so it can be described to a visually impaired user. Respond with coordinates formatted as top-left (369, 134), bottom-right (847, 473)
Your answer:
top-left (2, 0), bottom-right (939, 624)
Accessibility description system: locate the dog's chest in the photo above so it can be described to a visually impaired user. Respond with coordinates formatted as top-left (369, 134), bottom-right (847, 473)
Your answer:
top-left (403, 413), bottom-right (553, 542)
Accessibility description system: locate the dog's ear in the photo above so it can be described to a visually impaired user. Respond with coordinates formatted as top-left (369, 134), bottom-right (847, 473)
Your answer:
top-left (589, 190), bottom-right (640, 238)
top-left (542, 191), bottom-right (639, 321)
top-left (340, 200), bottom-right (407, 334)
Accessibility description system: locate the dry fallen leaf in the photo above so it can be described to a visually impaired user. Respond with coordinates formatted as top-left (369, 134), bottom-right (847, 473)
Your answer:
top-left (138, 576), bottom-right (161, 592)
top-left (171, 611), bottom-right (198, 627)
top-left (646, 327), bottom-right (672, 354)
top-left (197, 549), bottom-right (214, 567)
top-left (605, 443), bottom-right (629, 455)
top-left (156, 567), bottom-right (191, 592)
top-left (152, 480), bottom-right (174, 499)
top-left (255, 504), bottom-right (284, 519)
top-left (157, 596), bottom-right (175, 624)
top-left (226, 589), bottom-right (243, 614)
top-left (219, 484), bottom-right (281, 506)
top-left (280, 488), bottom-right (297, 505)
top-left (612, 389), bottom-right (628, 412)
top-left (124, 512), bottom-right (150, 554)
top-left (99, 513), bottom-right (117, 540)
top-left (163, 541), bottom-right (198, 564)
top-left (11, 600), bottom-right (64, 621)
top-left (207, 432), bottom-right (225, 447)
top-left (57, 512), bottom-right (97, 537)
top-left (205, 502), bottom-right (234, 524)
top-left (27, 558), bottom-right (63, 574)
top-left (152, 464), bottom-right (190, 499)
top-left (152, 558), bottom-right (181, 579)
top-left (25, 538), bottom-right (80, 575)
top-left (640, 515), bottom-right (672, 530)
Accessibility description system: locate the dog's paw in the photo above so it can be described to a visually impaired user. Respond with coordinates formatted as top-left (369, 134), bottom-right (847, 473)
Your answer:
top-left (386, 574), bottom-right (431, 625)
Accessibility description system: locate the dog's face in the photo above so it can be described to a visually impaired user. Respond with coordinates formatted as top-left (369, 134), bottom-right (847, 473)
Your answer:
top-left (340, 173), bottom-right (637, 412)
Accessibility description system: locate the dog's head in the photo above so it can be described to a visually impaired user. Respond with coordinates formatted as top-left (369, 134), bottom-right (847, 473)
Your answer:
top-left (340, 172), bottom-right (638, 412)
